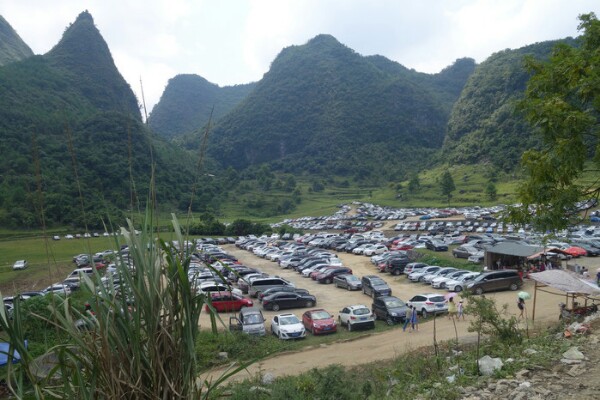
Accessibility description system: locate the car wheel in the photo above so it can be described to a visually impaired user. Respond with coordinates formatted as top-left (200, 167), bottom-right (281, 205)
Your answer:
top-left (362, 288), bottom-right (366, 294)
top-left (421, 308), bottom-right (428, 319)
top-left (393, 269), bottom-right (401, 276)
top-left (272, 304), bottom-right (280, 311)
top-left (278, 331), bottom-right (283, 339)
top-left (440, 283), bottom-right (446, 289)
top-left (346, 285), bottom-right (351, 291)
top-left (509, 283), bottom-right (519, 291)
top-left (386, 316), bottom-right (394, 326)
top-left (305, 301), bottom-right (314, 308)
top-left (326, 278), bottom-right (332, 284)
top-left (347, 322), bottom-right (352, 332)
top-left (475, 287), bottom-right (484, 295)
top-left (455, 286), bottom-right (463, 292)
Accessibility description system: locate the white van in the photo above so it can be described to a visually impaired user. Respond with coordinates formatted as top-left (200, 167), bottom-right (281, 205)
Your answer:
top-left (66, 267), bottom-right (95, 279)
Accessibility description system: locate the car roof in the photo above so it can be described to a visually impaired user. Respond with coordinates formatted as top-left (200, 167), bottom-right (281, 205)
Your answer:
top-left (347, 304), bottom-right (369, 310)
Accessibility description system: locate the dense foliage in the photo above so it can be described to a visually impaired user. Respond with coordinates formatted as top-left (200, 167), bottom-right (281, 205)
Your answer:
top-left (441, 38), bottom-right (577, 171)
top-left (148, 74), bottom-right (256, 138)
top-left (508, 13), bottom-right (600, 231)
top-left (204, 35), bottom-right (475, 181)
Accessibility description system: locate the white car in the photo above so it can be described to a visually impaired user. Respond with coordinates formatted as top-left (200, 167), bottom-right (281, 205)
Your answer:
top-left (338, 304), bottom-right (375, 331)
top-left (408, 266), bottom-right (441, 282)
top-left (431, 270), bottom-right (470, 289)
top-left (196, 281), bottom-right (242, 296)
top-left (270, 313), bottom-right (306, 339)
top-left (44, 284), bottom-right (72, 296)
top-left (363, 244), bottom-right (388, 256)
top-left (407, 293), bottom-right (448, 318)
top-left (446, 272), bottom-right (480, 292)
top-left (422, 267), bottom-right (457, 284)
top-left (12, 260), bottom-right (29, 270)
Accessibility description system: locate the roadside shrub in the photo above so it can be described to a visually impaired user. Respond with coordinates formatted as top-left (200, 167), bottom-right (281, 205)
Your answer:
top-left (465, 295), bottom-right (522, 344)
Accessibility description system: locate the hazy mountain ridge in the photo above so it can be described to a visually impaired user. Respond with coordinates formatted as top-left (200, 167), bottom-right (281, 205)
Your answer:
top-left (0, 15), bottom-right (33, 66)
top-left (148, 74), bottom-right (256, 138)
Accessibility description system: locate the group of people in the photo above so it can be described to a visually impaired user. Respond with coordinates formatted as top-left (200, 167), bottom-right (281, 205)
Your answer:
top-left (403, 297), bottom-right (465, 333)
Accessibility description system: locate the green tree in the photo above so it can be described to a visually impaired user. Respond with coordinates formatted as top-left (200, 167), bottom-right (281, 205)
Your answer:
top-left (440, 171), bottom-right (455, 202)
top-left (408, 175), bottom-right (420, 192)
top-left (508, 13), bottom-right (600, 231)
top-left (485, 181), bottom-right (498, 201)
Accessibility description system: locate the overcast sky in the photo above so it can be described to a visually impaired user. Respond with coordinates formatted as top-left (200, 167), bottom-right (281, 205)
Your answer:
top-left (1, 1), bottom-right (598, 115)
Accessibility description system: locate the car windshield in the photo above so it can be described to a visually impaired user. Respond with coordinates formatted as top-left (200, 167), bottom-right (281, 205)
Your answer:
top-left (346, 275), bottom-right (359, 282)
top-left (429, 296), bottom-right (445, 303)
top-left (371, 279), bottom-right (386, 286)
top-left (244, 314), bottom-right (264, 324)
top-left (353, 308), bottom-right (370, 315)
top-left (280, 315), bottom-right (300, 325)
top-left (310, 311), bottom-right (331, 320)
top-left (385, 299), bottom-right (405, 308)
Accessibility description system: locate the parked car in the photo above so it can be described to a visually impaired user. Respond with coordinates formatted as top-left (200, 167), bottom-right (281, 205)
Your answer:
top-left (258, 286), bottom-right (309, 302)
top-left (262, 292), bottom-right (317, 311)
top-left (425, 240), bottom-right (448, 252)
top-left (385, 257), bottom-right (410, 275)
top-left (404, 262), bottom-right (429, 275)
top-left (205, 291), bottom-right (253, 313)
top-left (407, 293), bottom-right (448, 318)
top-left (371, 296), bottom-right (409, 325)
top-left (452, 245), bottom-right (480, 259)
top-left (363, 244), bottom-right (388, 256)
top-left (467, 270), bottom-right (522, 295)
top-left (338, 304), bottom-right (375, 331)
top-left (12, 260), bottom-right (28, 270)
top-left (270, 313), bottom-right (306, 340)
top-left (248, 277), bottom-right (294, 298)
top-left (302, 309), bottom-right (337, 335)
top-left (333, 274), bottom-right (362, 291)
top-left (446, 272), bottom-right (480, 292)
top-left (43, 284), bottom-right (72, 296)
top-left (361, 275), bottom-right (392, 298)
top-left (316, 267), bottom-right (353, 284)
top-left (408, 266), bottom-right (441, 282)
top-left (467, 252), bottom-right (485, 263)
top-left (431, 270), bottom-right (470, 289)
top-left (422, 267), bottom-right (457, 284)
top-left (229, 307), bottom-right (266, 336)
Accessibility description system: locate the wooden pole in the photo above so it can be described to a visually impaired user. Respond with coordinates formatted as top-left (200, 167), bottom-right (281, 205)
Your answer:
top-left (532, 280), bottom-right (538, 321)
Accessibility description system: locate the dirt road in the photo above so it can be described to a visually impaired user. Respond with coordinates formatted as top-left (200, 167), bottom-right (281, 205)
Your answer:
top-left (200, 244), bottom-right (573, 383)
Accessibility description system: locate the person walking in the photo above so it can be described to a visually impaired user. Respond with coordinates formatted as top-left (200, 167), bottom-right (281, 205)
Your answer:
top-left (447, 297), bottom-right (457, 320)
top-left (402, 305), bottom-right (412, 332)
top-left (457, 300), bottom-right (465, 321)
top-left (410, 304), bottom-right (419, 332)
top-left (517, 297), bottom-right (525, 319)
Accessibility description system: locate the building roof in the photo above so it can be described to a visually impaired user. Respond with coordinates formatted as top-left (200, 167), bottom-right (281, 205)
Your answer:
top-left (485, 241), bottom-right (544, 257)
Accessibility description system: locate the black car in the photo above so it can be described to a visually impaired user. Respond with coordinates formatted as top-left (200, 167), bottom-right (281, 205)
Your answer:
top-left (333, 274), bottom-right (362, 290)
top-left (372, 296), bottom-right (409, 325)
top-left (385, 257), bottom-right (410, 276)
top-left (258, 286), bottom-right (309, 302)
top-left (262, 292), bottom-right (317, 311)
top-left (361, 275), bottom-right (392, 298)
top-left (425, 240), bottom-right (448, 252)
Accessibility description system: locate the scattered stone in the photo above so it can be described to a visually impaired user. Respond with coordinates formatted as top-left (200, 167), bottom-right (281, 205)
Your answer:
top-left (523, 348), bottom-right (538, 355)
top-left (217, 352), bottom-right (228, 360)
top-left (505, 357), bottom-right (514, 363)
top-left (261, 372), bottom-right (275, 385)
top-left (446, 375), bottom-right (455, 383)
top-left (478, 355), bottom-right (503, 376)
top-left (249, 386), bottom-right (272, 394)
top-left (567, 364), bottom-right (585, 377)
top-left (562, 347), bottom-right (585, 360)
top-left (515, 369), bottom-right (531, 380)
top-left (560, 358), bottom-right (582, 365)
top-left (518, 381), bottom-right (531, 389)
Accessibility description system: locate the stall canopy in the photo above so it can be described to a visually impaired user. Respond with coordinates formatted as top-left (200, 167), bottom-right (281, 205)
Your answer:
top-left (528, 270), bottom-right (600, 295)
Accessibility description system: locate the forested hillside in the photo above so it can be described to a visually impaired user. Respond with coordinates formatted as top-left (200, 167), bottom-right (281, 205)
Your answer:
top-left (148, 74), bottom-right (256, 138)
top-left (0, 15), bottom-right (33, 66)
top-left (441, 38), bottom-right (578, 171)
top-left (204, 34), bottom-right (475, 181)
top-left (0, 12), bottom-right (199, 229)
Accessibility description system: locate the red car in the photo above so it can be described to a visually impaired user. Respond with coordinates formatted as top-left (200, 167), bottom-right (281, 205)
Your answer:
top-left (205, 291), bottom-right (253, 313)
top-left (392, 243), bottom-right (414, 251)
top-left (302, 309), bottom-right (337, 335)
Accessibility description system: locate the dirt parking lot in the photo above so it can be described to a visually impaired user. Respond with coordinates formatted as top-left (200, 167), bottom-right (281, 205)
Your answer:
top-left (200, 243), bottom-right (597, 383)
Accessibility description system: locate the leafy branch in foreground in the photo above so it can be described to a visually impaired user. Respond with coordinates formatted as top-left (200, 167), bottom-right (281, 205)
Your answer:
top-left (506, 12), bottom-right (600, 231)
